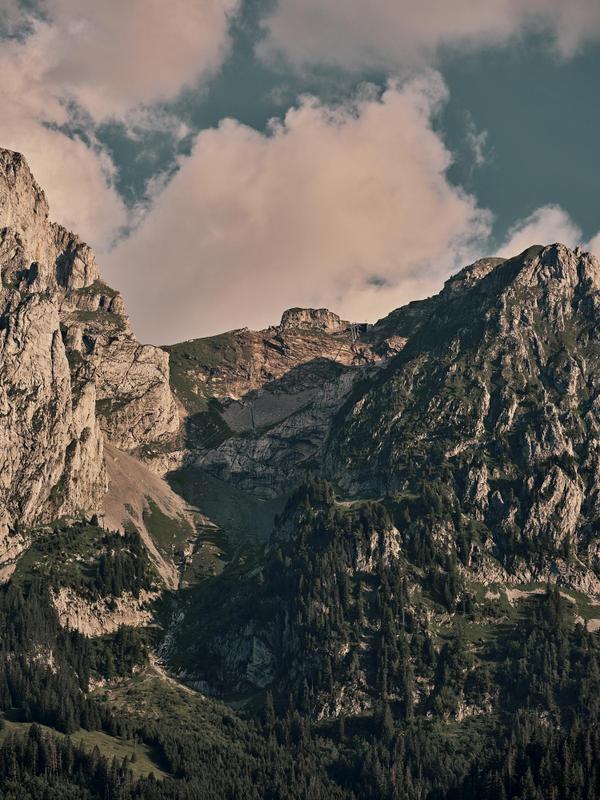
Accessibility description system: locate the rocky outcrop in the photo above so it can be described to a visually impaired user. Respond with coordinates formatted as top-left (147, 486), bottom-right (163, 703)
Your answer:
top-left (0, 148), bottom-right (178, 535)
top-left (56, 260), bottom-right (179, 453)
top-left (198, 365), bottom-right (362, 496)
top-left (87, 334), bottom-right (178, 452)
top-left (167, 311), bottom-right (377, 407)
top-left (166, 308), bottom-right (390, 497)
top-left (354, 526), bottom-right (401, 573)
top-left (0, 152), bottom-right (106, 532)
top-left (52, 586), bottom-right (157, 635)
top-left (279, 307), bottom-right (348, 332)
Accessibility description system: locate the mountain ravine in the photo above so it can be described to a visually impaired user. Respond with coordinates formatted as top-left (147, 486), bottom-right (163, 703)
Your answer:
top-left (1, 148), bottom-right (600, 800)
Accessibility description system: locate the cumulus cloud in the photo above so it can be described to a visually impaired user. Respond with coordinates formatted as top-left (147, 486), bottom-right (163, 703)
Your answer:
top-left (11, 0), bottom-right (240, 120)
top-left (3, 0), bottom-right (593, 341)
top-left (0, 33), bottom-right (127, 247)
top-left (588, 231), bottom-right (600, 259)
top-left (105, 73), bottom-right (492, 344)
top-left (0, 0), bottom-right (238, 247)
top-left (260, 0), bottom-right (600, 71)
top-left (62, 0), bottom-right (238, 119)
top-left (497, 205), bottom-right (583, 258)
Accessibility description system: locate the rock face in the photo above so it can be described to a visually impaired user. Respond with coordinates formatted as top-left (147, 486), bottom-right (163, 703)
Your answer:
top-left (164, 245), bottom-right (600, 706)
top-left (73, 321), bottom-right (178, 452)
top-left (327, 244), bottom-right (600, 586)
top-left (0, 150), bottom-right (106, 532)
top-left (279, 307), bottom-right (347, 332)
top-left (52, 586), bottom-right (157, 636)
top-left (0, 148), bottom-right (177, 533)
top-left (165, 307), bottom-right (392, 496)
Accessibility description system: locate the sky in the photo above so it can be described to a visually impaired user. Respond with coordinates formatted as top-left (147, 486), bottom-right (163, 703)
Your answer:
top-left (1, 0), bottom-right (600, 344)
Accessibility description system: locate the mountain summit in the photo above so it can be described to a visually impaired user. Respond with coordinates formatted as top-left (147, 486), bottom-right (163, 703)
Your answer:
top-left (0, 149), bottom-right (178, 537)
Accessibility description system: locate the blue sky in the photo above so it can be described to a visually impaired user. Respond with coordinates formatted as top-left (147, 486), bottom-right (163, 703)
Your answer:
top-left (2, 0), bottom-right (599, 342)
top-left (440, 40), bottom-right (600, 243)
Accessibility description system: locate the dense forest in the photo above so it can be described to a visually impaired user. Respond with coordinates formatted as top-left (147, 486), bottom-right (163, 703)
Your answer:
top-left (1, 499), bottom-right (599, 799)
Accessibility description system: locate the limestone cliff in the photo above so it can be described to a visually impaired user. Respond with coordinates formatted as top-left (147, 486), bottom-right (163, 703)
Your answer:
top-left (0, 150), bottom-right (106, 533)
top-left (279, 307), bottom-right (348, 332)
top-left (0, 148), bottom-right (177, 535)
top-left (165, 306), bottom-right (389, 496)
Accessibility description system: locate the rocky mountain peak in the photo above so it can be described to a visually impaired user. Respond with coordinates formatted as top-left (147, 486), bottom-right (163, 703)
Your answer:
top-left (466, 243), bottom-right (600, 297)
top-left (516, 242), bottom-right (600, 289)
top-left (442, 255), bottom-right (507, 295)
top-left (279, 306), bottom-right (348, 332)
top-left (0, 147), bottom-right (179, 535)
top-left (326, 240), bottom-right (600, 591)
top-left (438, 242), bottom-right (600, 304)
top-left (483, 243), bottom-right (600, 334)
top-left (0, 147), bottom-right (100, 293)
top-left (0, 148), bottom-right (49, 239)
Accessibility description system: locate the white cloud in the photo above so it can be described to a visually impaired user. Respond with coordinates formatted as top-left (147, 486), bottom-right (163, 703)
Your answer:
top-left (587, 231), bottom-right (600, 259)
top-left (497, 205), bottom-right (582, 258)
top-left (2, 0), bottom-right (594, 341)
top-left (465, 113), bottom-right (489, 168)
top-left (0, 0), bottom-right (238, 248)
top-left (0, 34), bottom-right (127, 247)
top-left (105, 73), bottom-right (492, 344)
top-left (260, 0), bottom-right (600, 71)
top-left (12, 0), bottom-right (240, 121)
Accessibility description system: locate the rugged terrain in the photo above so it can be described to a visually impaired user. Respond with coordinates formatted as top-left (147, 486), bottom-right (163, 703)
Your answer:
top-left (164, 239), bottom-right (600, 706)
top-left (165, 305), bottom-right (393, 494)
top-left (1, 149), bottom-right (600, 800)
top-left (0, 149), bottom-right (183, 580)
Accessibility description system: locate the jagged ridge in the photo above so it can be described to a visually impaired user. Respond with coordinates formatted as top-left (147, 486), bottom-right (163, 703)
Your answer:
top-left (0, 148), bottom-right (178, 539)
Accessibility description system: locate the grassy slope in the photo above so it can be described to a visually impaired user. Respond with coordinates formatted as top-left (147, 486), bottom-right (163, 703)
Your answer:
top-left (165, 331), bottom-right (251, 415)
top-left (0, 720), bottom-right (168, 780)
top-left (141, 498), bottom-right (194, 561)
top-left (12, 524), bottom-right (111, 588)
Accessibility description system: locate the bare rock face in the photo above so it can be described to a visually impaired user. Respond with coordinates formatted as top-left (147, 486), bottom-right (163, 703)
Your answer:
top-left (0, 151), bottom-right (106, 531)
top-left (165, 295), bottom-right (440, 497)
top-left (52, 586), bottom-right (157, 635)
top-left (279, 307), bottom-right (347, 332)
top-left (0, 148), bottom-right (178, 533)
top-left (327, 243), bottom-right (600, 589)
top-left (166, 307), bottom-right (391, 496)
top-left (441, 255), bottom-right (507, 295)
top-left (62, 311), bottom-right (179, 452)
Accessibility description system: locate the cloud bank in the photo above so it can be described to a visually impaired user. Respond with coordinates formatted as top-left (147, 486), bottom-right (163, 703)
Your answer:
top-left (497, 205), bottom-right (583, 257)
top-left (0, 0), bottom-right (239, 247)
top-left (105, 74), bottom-right (492, 343)
top-left (27, 0), bottom-right (240, 121)
top-left (260, 0), bottom-right (600, 71)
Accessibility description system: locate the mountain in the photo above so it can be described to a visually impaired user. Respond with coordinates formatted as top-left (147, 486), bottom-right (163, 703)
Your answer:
top-left (162, 243), bottom-right (600, 705)
top-left (0, 149), bottom-right (188, 588)
top-left (1, 149), bottom-right (600, 800)
top-left (327, 243), bottom-right (600, 592)
top-left (164, 304), bottom-right (396, 493)
top-left (0, 150), bottom-right (178, 526)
